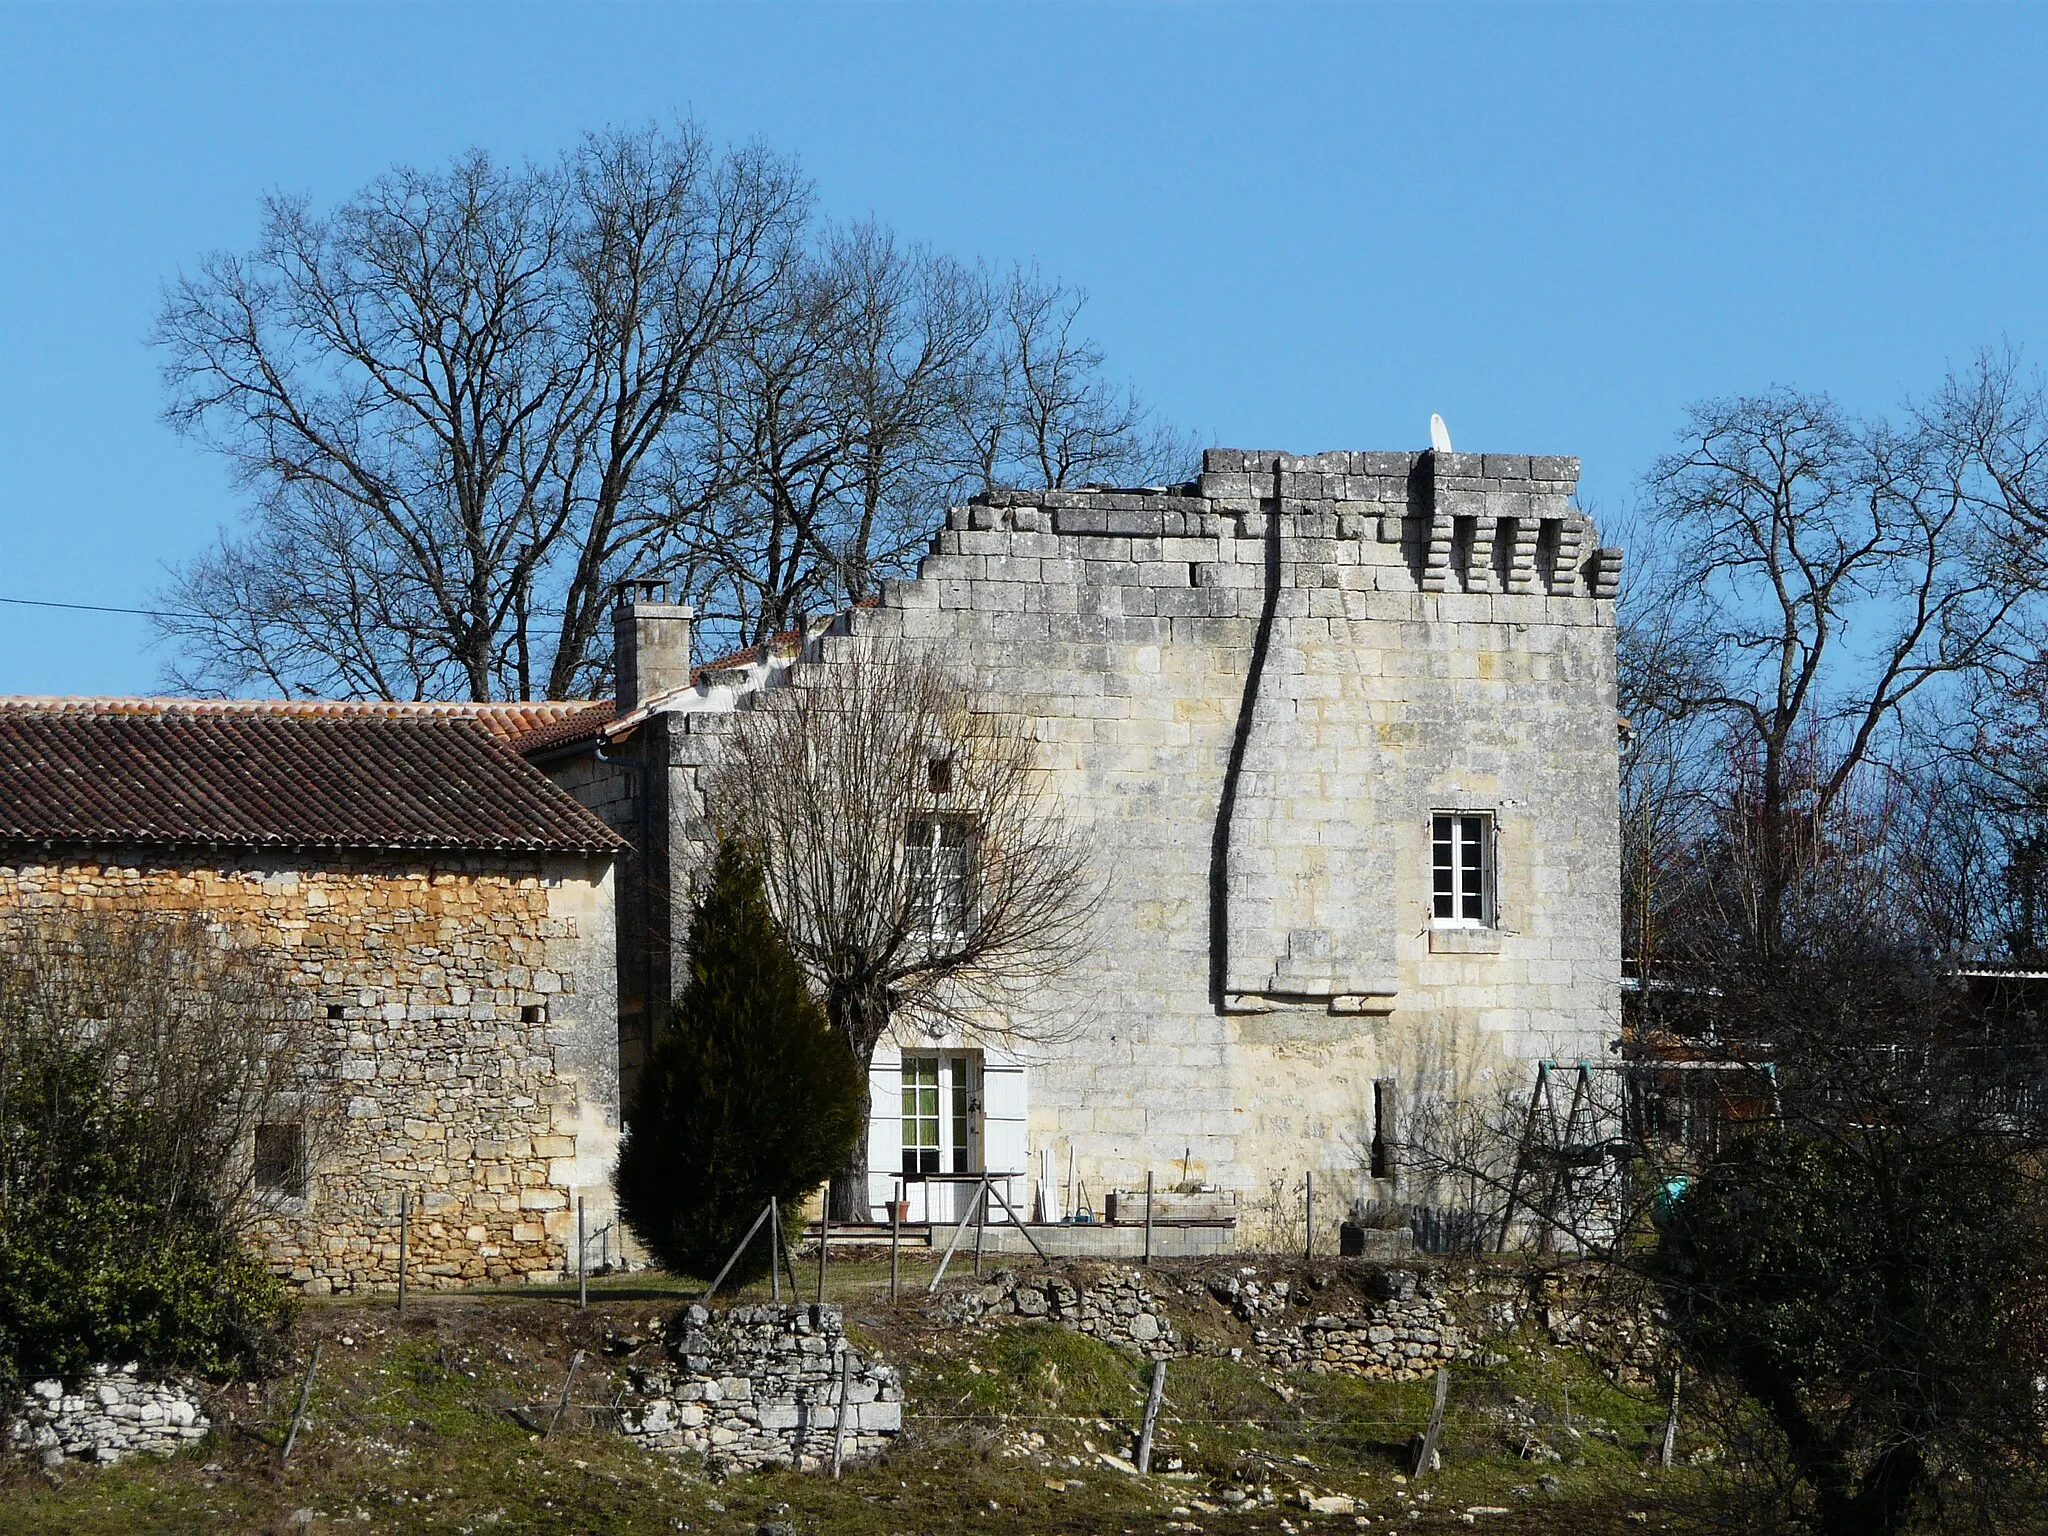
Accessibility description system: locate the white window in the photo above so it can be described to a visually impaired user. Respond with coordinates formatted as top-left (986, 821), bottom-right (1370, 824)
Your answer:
top-left (1432, 812), bottom-right (1495, 927)
top-left (901, 1053), bottom-right (980, 1175)
top-left (905, 815), bottom-right (976, 943)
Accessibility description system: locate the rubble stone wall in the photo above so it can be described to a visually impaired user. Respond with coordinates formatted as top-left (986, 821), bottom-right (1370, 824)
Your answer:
top-left (929, 1265), bottom-right (1179, 1357)
top-left (0, 851), bottom-right (618, 1293)
top-left (1208, 1269), bottom-right (1463, 1379)
top-left (619, 1304), bottom-right (902, 1472)
top-left (5, 1367), bottom-right (208, 1466)
top-left (930, 1260), bottom-right (1662, 1386)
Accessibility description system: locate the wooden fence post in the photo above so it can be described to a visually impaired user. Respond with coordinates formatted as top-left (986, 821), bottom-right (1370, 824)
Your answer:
top-left (1136, 1358), bottom-right (1168, 1474)
top-left (831, 1346), bottom-right (853, 1479)
top-left (1143, 1170), bottom-right (1154, 1265)
top-left (280, 1342), bottom-right (323, 1463)
top-left (817, 1180), bottom-right (831, 1304)
top-left (1660, 1366), bottom-right (1682, 1468)
top-left (889, 1178), bottom-right (902, 1301)
top-left (1414, 1366), bottom-right (1449, 1478)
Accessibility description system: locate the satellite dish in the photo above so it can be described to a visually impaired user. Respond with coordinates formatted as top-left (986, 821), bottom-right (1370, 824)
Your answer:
top-left (1429, 413), bottom-right (1454, 453)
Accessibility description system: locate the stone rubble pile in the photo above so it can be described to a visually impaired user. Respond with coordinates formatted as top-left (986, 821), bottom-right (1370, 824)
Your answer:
top-left (929, 1266), bottom-right (1178, 1357)
top-left (5, 1365), bottom-right (209, 1466)
top-left (618, 1304), bottom-right (902, 1473)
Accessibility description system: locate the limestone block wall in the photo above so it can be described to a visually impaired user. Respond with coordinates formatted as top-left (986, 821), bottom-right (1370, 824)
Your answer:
top-left (806, 447), bottom-right (1621, 1220)
top-left (611, 444), bottom-right (1621, 1228)
top-left (0, 850), bottom-right (619, 1293)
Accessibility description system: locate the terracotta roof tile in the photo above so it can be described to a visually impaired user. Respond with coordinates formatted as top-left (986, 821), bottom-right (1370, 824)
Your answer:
top-left (0, 695), bottom-right (597, 745)
top-left (507, 701), bottom-right (618, 757)
top-left (0, 699), bottom-right (625, 856)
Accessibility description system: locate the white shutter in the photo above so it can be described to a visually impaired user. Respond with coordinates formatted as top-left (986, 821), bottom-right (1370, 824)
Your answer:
top-left (980, 1052), bottom-right (1029, 1217)
top-left (865, 1040), bottom-right (902, 1219)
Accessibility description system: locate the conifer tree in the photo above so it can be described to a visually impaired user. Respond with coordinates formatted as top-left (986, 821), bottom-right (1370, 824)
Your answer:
top-left (614, 840), bottom-right (864, 1283)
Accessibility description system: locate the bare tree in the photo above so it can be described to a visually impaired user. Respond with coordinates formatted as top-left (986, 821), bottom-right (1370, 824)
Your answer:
top-left (155, 126), bottom-right (1193, 697)
top-left (950, 263), bottom-right (1198, 498)
top-left (1633, 381), bottom-right (2035, 959)
top-left (155, 122), bottom-right (808, 701)
top-left (704, 641), bottom-right (1099, 1219)
top-left (0, 910), bottom-right (339, 1235)
top-left (684, 225), bottom-right (991, 648)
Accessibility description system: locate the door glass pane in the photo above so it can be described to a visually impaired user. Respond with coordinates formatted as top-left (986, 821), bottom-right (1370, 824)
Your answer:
top-left (902, 1059), bottom-right (939, 1174)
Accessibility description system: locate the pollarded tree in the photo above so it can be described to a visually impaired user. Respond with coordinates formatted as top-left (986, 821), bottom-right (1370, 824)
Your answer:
top-left (613, 840), bottom-right (863, 1282)
top-left (706, 641), bottom-right (1099, 1222)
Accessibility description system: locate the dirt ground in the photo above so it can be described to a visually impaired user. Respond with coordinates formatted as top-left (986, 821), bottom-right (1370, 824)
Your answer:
top-left (0, 1255), bottom-right (1761, 1536)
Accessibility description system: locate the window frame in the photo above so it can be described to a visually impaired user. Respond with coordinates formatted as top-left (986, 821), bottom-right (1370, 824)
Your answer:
top-left (253, 1120), bottom-right (308, 1200)
top-left (904, 813), bottom-right (978, 945)
top-left (1430, 810), bottom-right (1498, 929)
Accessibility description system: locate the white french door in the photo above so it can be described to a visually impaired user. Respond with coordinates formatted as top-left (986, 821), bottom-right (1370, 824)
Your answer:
top-left (900, 1053), bottom-right (981, 1222)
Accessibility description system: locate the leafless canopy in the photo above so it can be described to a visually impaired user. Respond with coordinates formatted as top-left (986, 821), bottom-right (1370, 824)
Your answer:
top-left (0, 910), bottom-right (338, 1234)
top-left (153, 120), bottom-right (1192, 699)
top-left (705, 642), bottom-right (1099, 1216)
top-left (1622, 361), bottom-right (2047, 966)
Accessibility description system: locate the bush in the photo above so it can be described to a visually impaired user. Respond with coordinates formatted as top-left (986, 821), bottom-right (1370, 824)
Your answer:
top-left (615, 841), bottom-right (865, 1283)
top-left (1654, 1125), bottom-right (2048, 1535)
top-left (0, 1033), bottom-right (291, 1394)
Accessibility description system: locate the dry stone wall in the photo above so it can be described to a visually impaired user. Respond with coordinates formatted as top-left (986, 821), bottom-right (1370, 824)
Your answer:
top-left (618, 1304), bottom-right (902, 1472)
top-left (1208, 1269), bottom-right (1464, 1379)
top-left (0, 852), bottom-right (618, 1294)
top-left (5, 1367), bottom-right (208, 1466)
top-left (931, 1258), bottom-right (1664, 1386)
top-left (929, 1265), bottom-right (1179, 1357)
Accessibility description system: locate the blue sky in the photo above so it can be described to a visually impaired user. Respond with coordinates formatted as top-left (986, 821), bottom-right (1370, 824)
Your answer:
top-left (3, 2), bottom-right (2046, 696)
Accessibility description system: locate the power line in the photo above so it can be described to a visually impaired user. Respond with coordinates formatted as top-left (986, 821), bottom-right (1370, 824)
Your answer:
top-left (0, 595), bottom-right (204, 621)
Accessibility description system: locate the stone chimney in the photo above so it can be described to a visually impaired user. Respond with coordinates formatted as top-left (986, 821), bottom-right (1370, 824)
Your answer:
top-left (613, 579), bottom-right (693, 711)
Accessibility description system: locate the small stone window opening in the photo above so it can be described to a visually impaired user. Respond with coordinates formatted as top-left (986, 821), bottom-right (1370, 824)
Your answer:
top-left (905, 815), bottom-right (976, 944)
top-left (325, 1003), bottom-right (344, 1020)
top-left (1370, 1079), bottom-right (1399, 1182)
top-left (1432, 812), bottom-right (1496, 927)
top-left (927, 755), bottom-right (954, 795)
top-left (254, 1122), bottom-right (306, 1198)
top-left (522, 1004), bottom-right (546, 1024)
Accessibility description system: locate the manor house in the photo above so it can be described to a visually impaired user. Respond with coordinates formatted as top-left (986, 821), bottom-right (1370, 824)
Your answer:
top-left (528, 447), bottom-right (1625, 1242)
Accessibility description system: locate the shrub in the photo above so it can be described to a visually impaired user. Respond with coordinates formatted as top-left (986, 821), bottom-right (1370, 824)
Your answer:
top-left (0, 1033), bottom-right (291, 1394)
top-left (615, 840), bottom-right (864, 1283)
top-left (1654, 1125), bottom-right (2048, 1535)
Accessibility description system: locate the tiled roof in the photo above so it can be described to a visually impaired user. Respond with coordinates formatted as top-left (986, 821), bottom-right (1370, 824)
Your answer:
top-left (0, 698), bottom-right (626, 856)
top-left (0, 696), bottom-right (597, 745)
top-left (507, 701), bottom-right (617, 757)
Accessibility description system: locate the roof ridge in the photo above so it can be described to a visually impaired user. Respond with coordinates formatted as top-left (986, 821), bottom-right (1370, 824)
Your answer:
top-left (0, 695), bottom-right (599, 713)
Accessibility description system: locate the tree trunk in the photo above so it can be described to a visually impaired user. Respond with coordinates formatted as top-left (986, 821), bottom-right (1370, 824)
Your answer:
top-left (826, 987), bottom-right (889, 1224)
top-left (831, 1116), bottom-right (871, 1224)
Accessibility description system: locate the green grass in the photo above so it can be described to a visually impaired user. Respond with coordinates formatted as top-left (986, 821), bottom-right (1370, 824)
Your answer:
top-left (0, 1265), bottom-right (1750, 1536)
